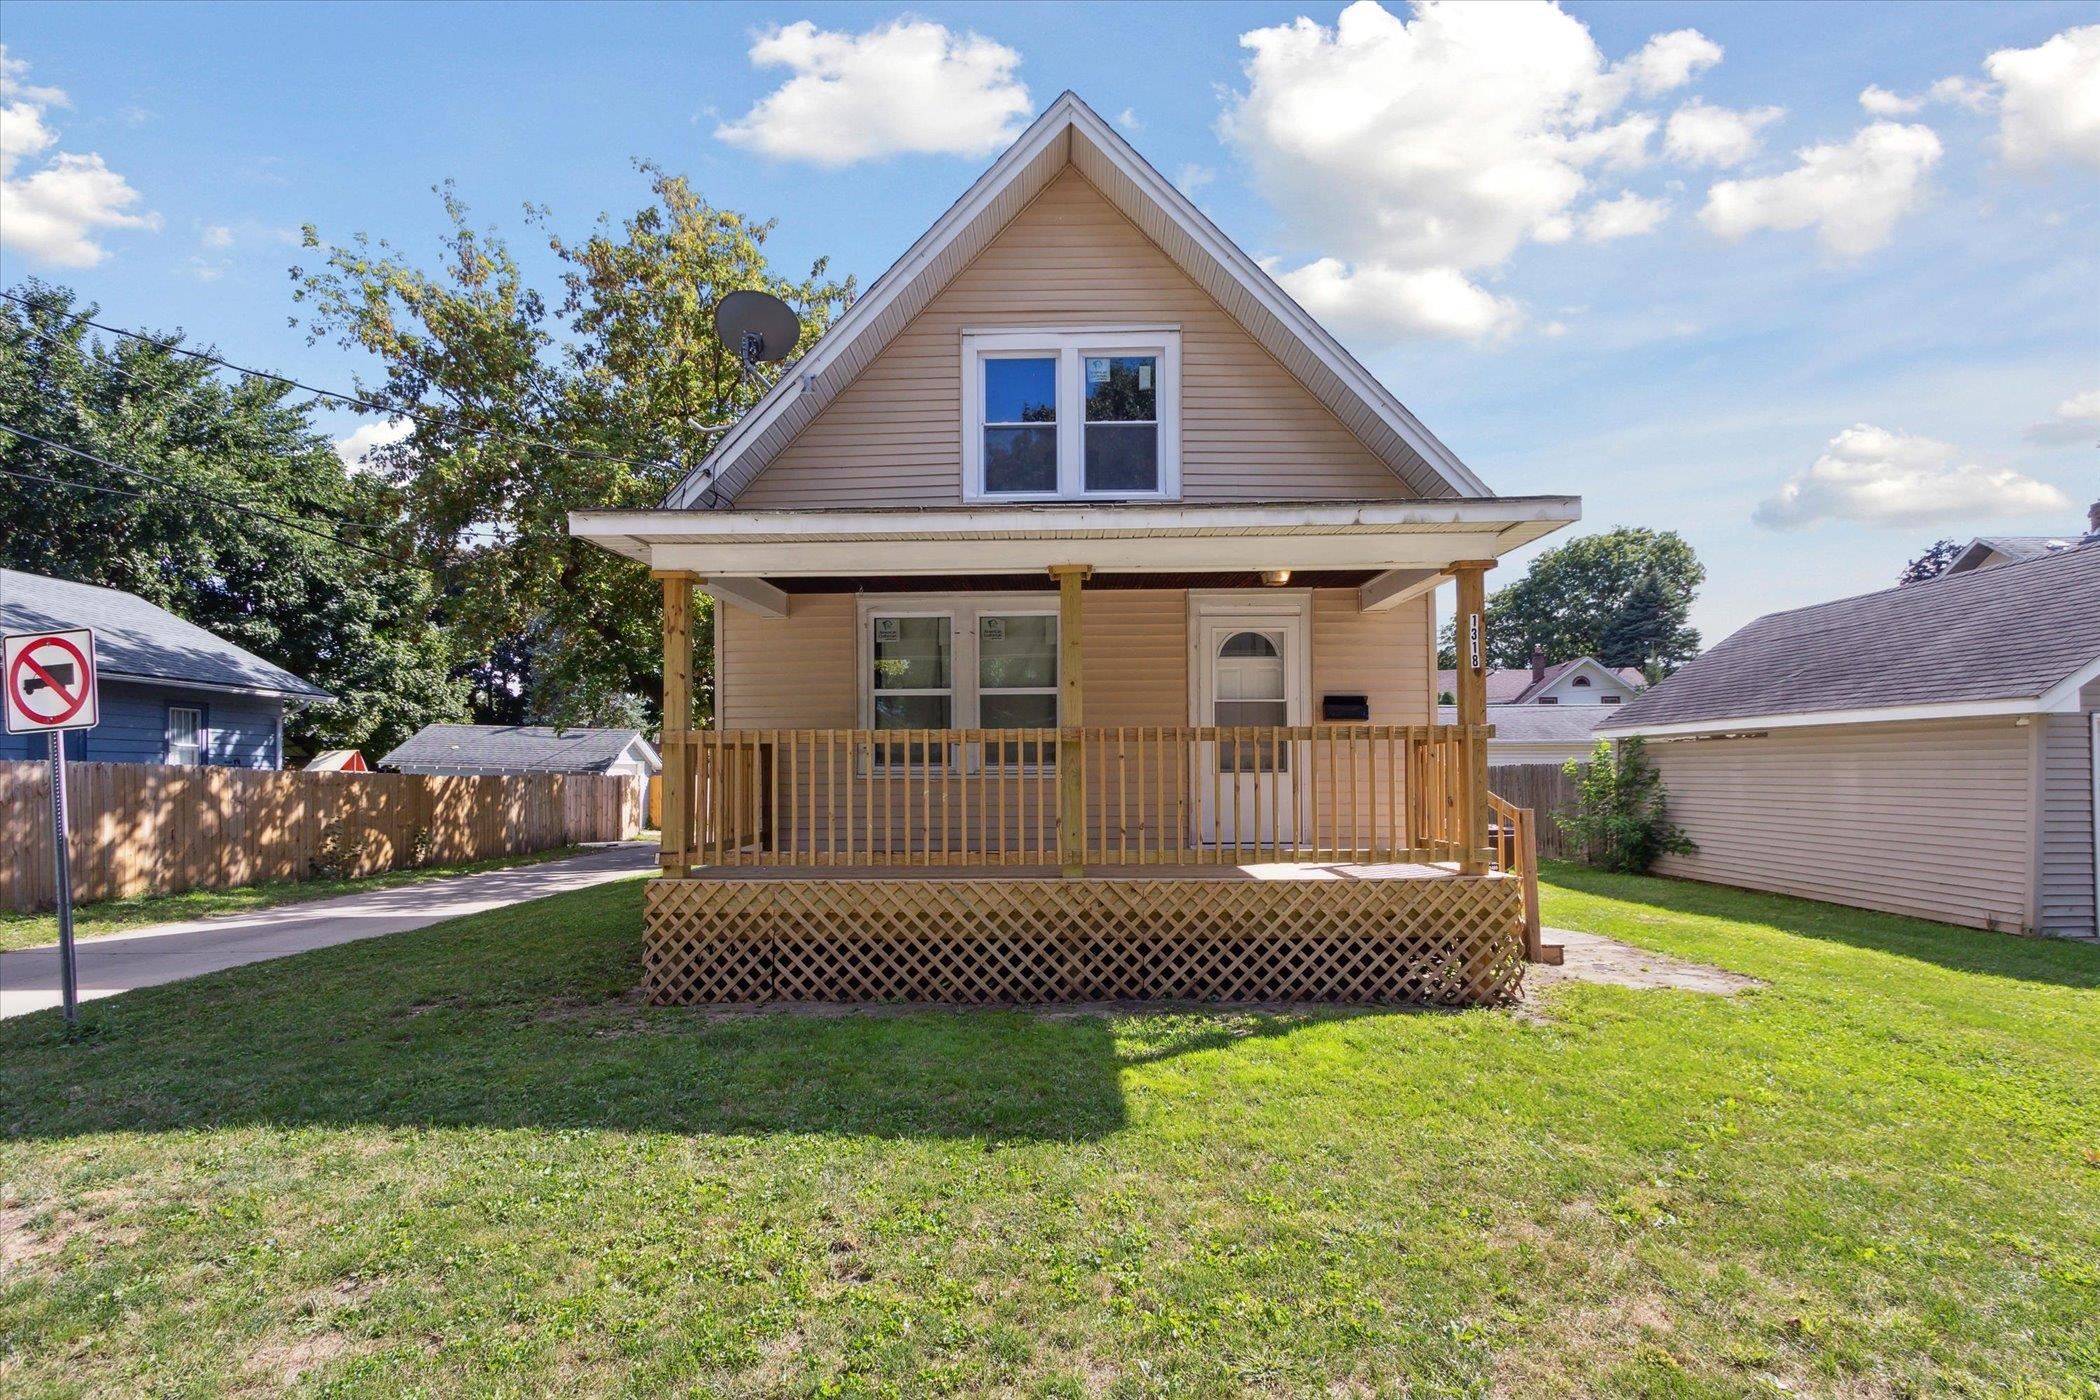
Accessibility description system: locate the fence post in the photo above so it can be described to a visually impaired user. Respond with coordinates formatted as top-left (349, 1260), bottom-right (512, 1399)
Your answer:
top-left (1450, 559), bottom-right (1496, 874)
top-left (1050, 565), bottom-right (1091, 877)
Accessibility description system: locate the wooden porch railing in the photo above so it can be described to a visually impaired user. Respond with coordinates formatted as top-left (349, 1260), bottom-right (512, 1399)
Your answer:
top-left (661, 724), bottom-right (1495, 870)
top-left (1487, 791), bottom-right (1555, 963)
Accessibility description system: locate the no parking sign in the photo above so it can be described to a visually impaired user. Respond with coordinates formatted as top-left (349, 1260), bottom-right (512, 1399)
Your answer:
top-left (5, 628), bottom-right (99, 733)
top-left (4, 626), bottom-right (97, 1029)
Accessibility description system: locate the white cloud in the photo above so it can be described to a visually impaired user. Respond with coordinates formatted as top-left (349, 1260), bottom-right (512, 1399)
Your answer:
top-left (1174, 163), bottom-right (1215, 197)
top-left (1620, 29), bottom-right (1723, 96)
top-left (1858, 85), bottom-right (1921, 117)
top-left (2024, 388), bottom-right (2100, 446)
top-left (0, 47), bottom-right (158, 267)
top-left (1273, 257), bottom-right (1521, 343)
top-left (185, 255), bottom-right (227, 282)
top-left (201, 223), bottom-right (234, 249)
top-left (1222, 1), bottom-right (1704, 344)
top-left (1926, 75), bottom-right (1993, 112)
top-left (333, 418), bottom-right (413, 472)
top-left (715, 18), bottom-right (1030, 166)
top-left (1754, 424), bottom-right (2072, 529)
top-left (1578, 192), bottom-right (1669, 241)
top-left (1665, 99), bottom-right (1784, 167)
top-left (1116, 107), bottom-right (1142, 131)
top-left (1985, 24), bottom-right (2100, 170)
top-left (1699, 122), bottom-right (1941, 257)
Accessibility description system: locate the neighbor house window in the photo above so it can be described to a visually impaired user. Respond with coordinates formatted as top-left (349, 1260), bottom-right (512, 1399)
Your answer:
top-left (863, 599), bottom-right (1058, 766)
top-left (167, 706), bottom-right (204, 766)
top-left (962, 329), bottom-right (1180, 501)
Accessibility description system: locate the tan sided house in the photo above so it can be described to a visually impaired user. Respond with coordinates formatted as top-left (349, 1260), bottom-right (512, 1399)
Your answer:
top-left (571, 94), bottom-right (1581, 1006)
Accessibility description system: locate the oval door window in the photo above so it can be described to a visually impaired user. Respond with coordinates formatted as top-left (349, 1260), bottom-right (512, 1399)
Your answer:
top-left (1214, 630), bottom-right (1287, 770)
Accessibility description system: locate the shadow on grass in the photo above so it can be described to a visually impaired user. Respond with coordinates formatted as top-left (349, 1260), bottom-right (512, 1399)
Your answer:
top-left (0, 879), bottom-right (1411, 1145)
top-left (1540, 860), bottom-right (2100, 989)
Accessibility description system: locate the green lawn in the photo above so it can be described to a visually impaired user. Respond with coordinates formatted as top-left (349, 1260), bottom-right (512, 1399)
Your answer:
top-left (0, 845), bottom-right (598, 953)
top-left (1, 863), bottom-right (2095, 1397)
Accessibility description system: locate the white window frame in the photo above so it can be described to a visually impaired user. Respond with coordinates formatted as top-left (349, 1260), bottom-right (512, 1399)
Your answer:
top-left (857, 594), bottom-right (1060, 769)
top-left (961, 326), bottom-right (1182, 503)
top-left (167, 705), bottom-right (205, 767)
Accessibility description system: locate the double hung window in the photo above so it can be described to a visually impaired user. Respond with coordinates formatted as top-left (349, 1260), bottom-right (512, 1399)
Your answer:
top-left (963, 329), bottom-right (1180, 501)
top-left (862, 597), bottom-right (1059, 767)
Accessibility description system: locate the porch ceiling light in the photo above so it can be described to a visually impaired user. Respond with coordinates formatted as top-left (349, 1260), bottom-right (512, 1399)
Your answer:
top-left (1260, 569), bottom-right (1292, 587)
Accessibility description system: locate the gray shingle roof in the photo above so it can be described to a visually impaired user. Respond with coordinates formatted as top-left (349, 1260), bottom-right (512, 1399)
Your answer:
top-left (380, 724), bottom-right (660, 774)
top-left (1439, 704), bottom-right (1618, 742)
top-left (0, 569), bottom-right (331, 701)
top-left (1434, 658), bottom-right (1643, 703)
top-left (1598, 542), bottom-right (2100, 732)
top-left (1946, 534), bottom-right (2086, 573)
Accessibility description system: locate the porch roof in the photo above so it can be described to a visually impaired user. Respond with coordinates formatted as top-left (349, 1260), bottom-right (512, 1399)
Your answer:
top-left (569, 496), bottom-right (1581, 579)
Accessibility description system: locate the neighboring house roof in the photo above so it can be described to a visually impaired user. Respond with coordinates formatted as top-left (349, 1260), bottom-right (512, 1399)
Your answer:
top-left (0, 569), bottom-right (331, 702)
top-left (1435, 657), bottom-right (1644, 703)
top-left (1440, 704), bottom-right (1615, 745)
top-left (666, 90), bottom-right (1490, 509)
top-left (380, 724), bottom-right (662, 775)
top-left (1598, 543), bottom-right (2100, 736)
top-left (1944, 534), bottom-right (2086, 574)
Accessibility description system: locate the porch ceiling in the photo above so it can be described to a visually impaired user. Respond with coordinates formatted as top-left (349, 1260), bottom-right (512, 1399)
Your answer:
top-left (569, 496), bottom-right (1581, 578)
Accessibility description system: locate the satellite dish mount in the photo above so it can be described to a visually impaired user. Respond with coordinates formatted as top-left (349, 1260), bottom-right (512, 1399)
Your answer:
top-left (715, 290), bottom-right (803, 391)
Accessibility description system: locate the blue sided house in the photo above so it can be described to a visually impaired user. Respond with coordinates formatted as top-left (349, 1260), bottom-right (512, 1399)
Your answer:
top-left (0, 569), bottom-right (331, 767)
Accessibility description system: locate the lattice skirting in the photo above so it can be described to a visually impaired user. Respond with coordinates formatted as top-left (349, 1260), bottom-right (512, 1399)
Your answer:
top-left (643, 876), bottom-right (1525, 1008)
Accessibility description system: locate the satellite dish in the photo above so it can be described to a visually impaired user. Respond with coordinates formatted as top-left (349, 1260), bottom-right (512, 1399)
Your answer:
top-left (714, 290), bottom-right (802, 367)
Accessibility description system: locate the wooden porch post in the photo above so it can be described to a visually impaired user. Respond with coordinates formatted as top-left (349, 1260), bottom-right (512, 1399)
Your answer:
top-left (1450, 560), bottom-right (1495, 875)
top-left (1050, 565), bottom-right (1091, 877)
top-left (655, 569), bottom-right (697, 878)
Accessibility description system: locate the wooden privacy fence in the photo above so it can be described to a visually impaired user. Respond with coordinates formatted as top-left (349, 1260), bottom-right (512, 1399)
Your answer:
top-left (1489, 761), bottom-right (1582, 860)
top-left (0, 761), bottom-right (639, 913)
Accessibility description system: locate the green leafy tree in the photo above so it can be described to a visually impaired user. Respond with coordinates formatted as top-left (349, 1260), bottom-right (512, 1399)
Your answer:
top-left (0, 281), bottom-right (467, 760)
top-left (292, 167), bottom-right (854, 729)
top-left (1559, 738), bottom-right (1696, 873)
top-left (1898, 538), bottom-right (1961, 585)
top-left (1438, 528), bottom-right (1704, 673)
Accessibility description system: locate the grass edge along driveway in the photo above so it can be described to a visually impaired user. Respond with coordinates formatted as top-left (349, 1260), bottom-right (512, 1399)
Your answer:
top-left (1, 863), bottom-right (2095, 1396)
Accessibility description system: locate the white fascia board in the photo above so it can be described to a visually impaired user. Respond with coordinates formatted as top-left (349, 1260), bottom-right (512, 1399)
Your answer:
top-left (1598, 696), bottom-right (2054, 739)
top-left (99, 670), bottom-right (327, 703)
top-left (699, 576), bottom-right (789, 619)
top-left (648, 532), bottom-right (1518, 577)
top-left (2035, 653), bottom-right (2100, 711)
top-left (574, 496), bottom-right (1579, 544)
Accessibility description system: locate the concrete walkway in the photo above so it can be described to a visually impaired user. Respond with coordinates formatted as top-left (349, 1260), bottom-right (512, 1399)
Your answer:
top-left (1525, 926), bottom-right (1763, 997)
top-left (0, 842), bottom-right (657, 1020)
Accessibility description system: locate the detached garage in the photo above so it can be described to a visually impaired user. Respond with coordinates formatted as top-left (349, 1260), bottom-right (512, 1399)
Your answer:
top-left (1596, 541), bottom-right (2099, 938)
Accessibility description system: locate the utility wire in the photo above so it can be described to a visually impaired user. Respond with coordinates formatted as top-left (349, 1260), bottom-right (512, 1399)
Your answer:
top-left (0, 423), bottom-right (426, 567)
top-left (1, 288), bottom-right (729, 478)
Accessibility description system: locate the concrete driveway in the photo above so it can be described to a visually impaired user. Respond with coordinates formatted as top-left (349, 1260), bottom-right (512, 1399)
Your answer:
top-left (0, 842), bottom-right (657, 1019)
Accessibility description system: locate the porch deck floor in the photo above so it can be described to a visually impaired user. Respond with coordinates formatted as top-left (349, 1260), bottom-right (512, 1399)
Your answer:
top-left (673, 861), bottom-right (1475, 881)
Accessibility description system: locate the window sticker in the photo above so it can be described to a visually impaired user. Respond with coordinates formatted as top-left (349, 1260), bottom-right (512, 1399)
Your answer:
top-left (981, 617), bottom-right (1005, 641)
top-left (875, 618), bottom-right (900, 643)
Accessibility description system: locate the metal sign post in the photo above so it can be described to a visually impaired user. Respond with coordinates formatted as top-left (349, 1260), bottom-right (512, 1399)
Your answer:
top-left (5, 627), bottom-right (101, 1032)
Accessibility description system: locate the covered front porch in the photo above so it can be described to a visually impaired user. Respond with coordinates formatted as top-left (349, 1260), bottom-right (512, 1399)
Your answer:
top-left (570, 497), bottom-right (1577, 1007)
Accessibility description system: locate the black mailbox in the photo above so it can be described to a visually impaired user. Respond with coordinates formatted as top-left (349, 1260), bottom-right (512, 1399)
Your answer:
top-left (1321, 693), bottom-right (1370, 722)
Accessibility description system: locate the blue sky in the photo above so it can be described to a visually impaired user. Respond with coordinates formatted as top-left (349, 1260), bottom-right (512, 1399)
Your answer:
top-left (3, 1), bottom-right (2095, 645)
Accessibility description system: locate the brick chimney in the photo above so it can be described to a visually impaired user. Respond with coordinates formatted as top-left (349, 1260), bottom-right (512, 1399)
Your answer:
top-left (1530, 644), bottom-right (1547, 683)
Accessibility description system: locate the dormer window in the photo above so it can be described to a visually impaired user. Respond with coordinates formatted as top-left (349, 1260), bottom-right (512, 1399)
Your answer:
top-left (963, 328), bottom-right (1180, 501)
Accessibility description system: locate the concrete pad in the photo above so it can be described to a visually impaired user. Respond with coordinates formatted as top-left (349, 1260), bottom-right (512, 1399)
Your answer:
top-left (0, 842), bottom-right (657, 1020)
top-left (1525, 926), bottom-right (1763, 997)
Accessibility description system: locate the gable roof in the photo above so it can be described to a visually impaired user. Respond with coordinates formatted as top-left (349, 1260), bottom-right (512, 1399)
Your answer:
top-left (379, 724), bottom-right (660, 775)
top-left (0, 569), bottom-right (331, 702)
top-left (1945, 533), bottom-right (2087, 574)
top-left (1435, 657), bottom-right (1643, 703)
top-left (667, 91), bottom-right (1489, 509)
top-left (1439, 703), bottom-right (1617, 744)
top-left (1598, 543), bottom-right (2100, 735)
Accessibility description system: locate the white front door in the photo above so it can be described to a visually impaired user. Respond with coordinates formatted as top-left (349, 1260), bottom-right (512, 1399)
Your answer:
top-left (1193, 606), bottom-right (1307, 849)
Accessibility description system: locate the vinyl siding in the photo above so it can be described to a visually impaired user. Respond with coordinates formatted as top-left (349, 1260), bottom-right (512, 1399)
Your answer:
top-left (2034, 677), bottom-right (2097, 938)
top-left (1645, 718), bottom-right (2036, 931)
top-left (735, 169), bottom-right (1407, 508)
top-left (0, 681), bottom-right (282, 768)
top-left (716, 588), bottom-right (1431, 855)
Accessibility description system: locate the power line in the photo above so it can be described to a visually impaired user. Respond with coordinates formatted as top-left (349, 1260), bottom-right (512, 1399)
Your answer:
top-left (0, 423), bottom-right (425, 567)
top-left (0, 288), bottom-right (728, 478)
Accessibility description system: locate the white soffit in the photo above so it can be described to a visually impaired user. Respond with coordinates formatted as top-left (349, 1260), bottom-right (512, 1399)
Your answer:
top-left (667, 91), bottom-right (1489, 508)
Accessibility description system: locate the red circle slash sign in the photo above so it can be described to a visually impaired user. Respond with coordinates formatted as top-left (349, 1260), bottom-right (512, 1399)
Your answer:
top-left (9, 635), bottom-right (92, 725)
